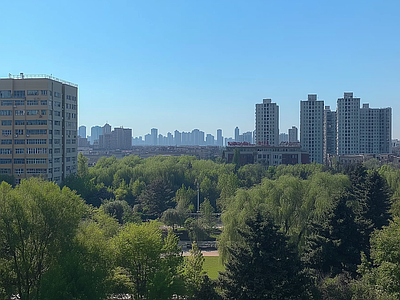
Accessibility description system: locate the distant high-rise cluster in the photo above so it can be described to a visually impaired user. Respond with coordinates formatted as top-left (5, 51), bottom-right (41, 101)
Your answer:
top-left (254, 92), bottom-right (392, 165)
top-left (79, 123), bottom-right (132, 150)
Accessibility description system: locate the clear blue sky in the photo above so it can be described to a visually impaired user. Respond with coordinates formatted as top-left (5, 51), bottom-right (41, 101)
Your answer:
top-left (1, 0), bottom-right (399, 139)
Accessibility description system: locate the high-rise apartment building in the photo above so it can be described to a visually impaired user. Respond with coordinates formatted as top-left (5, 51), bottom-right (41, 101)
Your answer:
top-left (0, 73), bottom-right (78, 185)
top-left (288, 126), bottom-right (298, 142)
top-left (359, 104), bottom-right (392, 154)
top-left (174, 130), bottom-right (181, 145)
top-left (300, 94), bottom-right (324, 164)
top-left (323, 106), bottom-right (337, 163)
top-left (255, 99), bottom-right (279, 146)
top-left (337, 92), bottom-right (360, 155)
top-left (78, 125), bottom-right (86, 138)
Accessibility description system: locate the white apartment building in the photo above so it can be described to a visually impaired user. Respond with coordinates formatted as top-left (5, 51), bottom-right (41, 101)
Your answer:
top-left (288, 126), bottom-right (298, 142)
top-left (337, 92), bottom-right (360, 155)
top-left (255, 99), bottom-right (279, 146)
top-left (300, 94), bottom-right (324, 164)
top-left (0, 73), bottom-right (78, 185)
top-left (360, 103), bottom-right (392, 154)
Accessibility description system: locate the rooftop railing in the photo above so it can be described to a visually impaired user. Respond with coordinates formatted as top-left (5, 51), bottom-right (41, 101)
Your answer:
top-left (6, 73), bottom-right (78, 87)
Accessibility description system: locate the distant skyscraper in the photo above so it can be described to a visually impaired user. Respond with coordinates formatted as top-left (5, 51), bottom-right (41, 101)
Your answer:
top-left (78, 125), bottom-right (86, 138)
top-left (300, 94), bottom-right (324, 164)
top-left (288, 126), bottom-right (298, 142)
top-left (206, 134), bottom-right (214, 145)
top-left (235, 127), bottom-right (239, 142)
top-left (323, 106), bottom-right (337, 162)
top-left (255, 99), bottom-right (279, 146)
top-left (151, 128), bottom-right (158, 145)
top-left (174, 130), bottom-right (181, 145)
top-left (216, 129), bottom-right (223, 146)
top-left (337, 92), bottom-right (360, 155)
top-left (91, 126), bottom-right (102, 144)
top-left (242, 131), bottom-right (253, 144)
top-left (279, 133), bottom-right (288, 143)
top-left (103, 123), bottom-right (111, 135)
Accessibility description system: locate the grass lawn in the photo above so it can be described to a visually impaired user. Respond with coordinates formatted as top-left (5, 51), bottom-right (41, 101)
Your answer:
top-left (203, 256), bottom-right (225, 279)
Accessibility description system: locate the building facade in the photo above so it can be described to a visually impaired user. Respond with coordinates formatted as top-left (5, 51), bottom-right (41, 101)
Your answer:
top-left (288, 126), bottom-right (298, 142)
top-left (323, 105), bottom-right (337, 163)
top-left (300, 94), bottom-right (324, 164)
top-left (255, 99), bottom-right (279, 146)
top-left (0, 73), bottom-right (78, 185)
top-left (359, 104), bottom-right (392, 154)
top-left (336, 92), bottom-right (360, 155)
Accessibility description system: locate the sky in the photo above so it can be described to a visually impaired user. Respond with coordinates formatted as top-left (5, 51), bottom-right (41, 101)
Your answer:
top-left (1, 0), bottom-right (399, 139)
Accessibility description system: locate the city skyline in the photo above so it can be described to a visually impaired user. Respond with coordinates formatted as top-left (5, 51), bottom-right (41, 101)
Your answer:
top-left (2, 1), bottom-right (399, 139)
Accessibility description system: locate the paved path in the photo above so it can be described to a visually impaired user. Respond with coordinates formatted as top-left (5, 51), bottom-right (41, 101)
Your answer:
top-left (182, 250), bottom-right (219, 256)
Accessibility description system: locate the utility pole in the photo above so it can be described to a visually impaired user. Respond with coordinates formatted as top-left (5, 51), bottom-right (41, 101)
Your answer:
top-left (195, 179), bottom-right (200, 214)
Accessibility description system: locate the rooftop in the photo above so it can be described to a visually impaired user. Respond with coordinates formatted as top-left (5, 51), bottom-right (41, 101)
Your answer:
top-left (4, 73), bottom-right (78, 87)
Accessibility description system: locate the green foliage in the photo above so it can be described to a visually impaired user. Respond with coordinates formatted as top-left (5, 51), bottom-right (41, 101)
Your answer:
top-left (0, 178), bottom-right (86, 300)
top-left (101, 199), bottom-right (140, 224)
top-left (355, 217), bottom-right (400, 299)
top-left (161, 208), bottom-right (185, 230)
top-left (219, 213), bottom-right (310, 299)
top-left (232, 148), bottom-right (240, 171)
top-left (184, 242), bottom-right (206, 298)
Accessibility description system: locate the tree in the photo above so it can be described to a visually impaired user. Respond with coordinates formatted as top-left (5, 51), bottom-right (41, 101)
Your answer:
top-left (77, 152), bottom-right (89, 178)
top-left (353, 217), bottom-right (400, 299)
top-left (232, 148), bottom-right (240, 171)
top-left (138, 179), bottom-right (175, 218)
top-left (0, 178), bottom-right (85, 300)
top-left (161, 208), bottom-right (184, 231)
top-left (219, 213), bottom-right (309, 300)
top-left (184, 242), bottom-right (205, 298)
top-left (302, 193), bottom-right (361, 279)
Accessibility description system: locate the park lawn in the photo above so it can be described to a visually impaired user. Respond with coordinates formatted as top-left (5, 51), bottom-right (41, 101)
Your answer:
top-left (203, 256), bottom-right (224, 279)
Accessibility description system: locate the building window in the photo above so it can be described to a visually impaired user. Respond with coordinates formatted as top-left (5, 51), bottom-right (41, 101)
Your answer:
top-left (27, 90), bottom-right (39, 95)
top-left (15, 169), bottom-right (24, 175)
top-left (27, 158), bottom-right (47, 164)
top-left (26, 110), bottom-right (39, 115)
top-left (13, 91), bottom-right (25, 98)
top-left (41, 110), bottom-right (46, 115)
top-left (14, 139), bottom-right (25, 144)
top-left (14, 100), bottom-right (25, 105)
top-left (54, 121), bottom-right (60, 126)
top-left (15, 120), bottom-right (25, 125)
top-left (26, 169), bottom-right (47, 174)
top-left (26, 148), bottom-right (47, 154)
top-left (26, 129), bottom-right (47, 135)
top-left (0, 168), bottom-right (11, 174)
top-left (54, 111), bottom-right (60, 117)
top-left (1, 120), bottom-right (11, 126)
top-left (54, 130), bottom-right (60, 135)
top-left (15, 179), bottom-right (21, 185)
top-left (54, 167), bottom-right (60, 172)
top-left (1, 100), bottom-right (12, 106)
top-left (54, 92), bottom-right (61, 98)
top-left (14, 159), bottom-right (25, 164)
top-left (54, 158), bottom-right (60, 163)
top-left (0, 159), bottom-right (12, 164)
top-left (27, 100), bottom-right (39, 105)
top-left (15, 129), bottom-right (23, 135)
top-left (27, 139), bottom-right (47, 145)
top-left (40, 100), bottom-right (47, 105)
top-left (15, 148), bottom-right (24, 154)
top-left (2, 130), bottom-right (11, 135)
top-left (0, 110), bottom-right (12, 116)
top-left (0, 90), bottom-right (12, 98)
top-left (15, 110), bottom-right (25, 116)
top-left (54, 148), bottom-right (60, 154)
top-left (0, 149), bottom-right (11, 154)
top-left (41, 90), bottom-right (48, 96)
top-left (54, 139), bottom-right (60, 144)
top-left (26, 120), bottom-right (47, 125)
